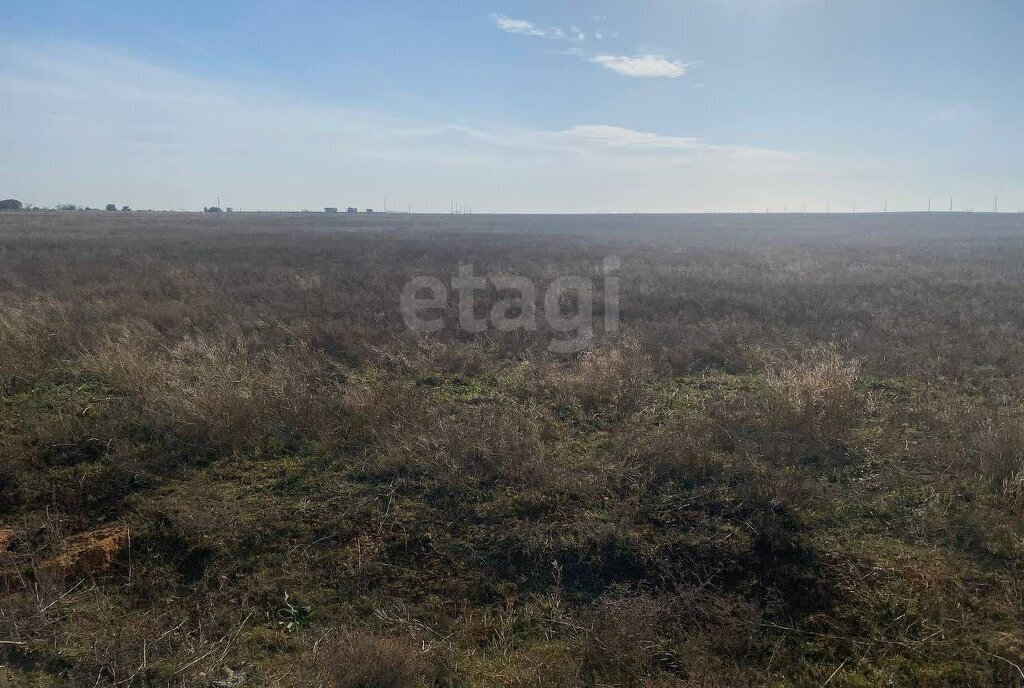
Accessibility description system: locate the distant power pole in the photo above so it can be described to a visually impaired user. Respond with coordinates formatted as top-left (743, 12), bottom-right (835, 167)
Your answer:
top-left (928, 198), bottom-right (931, 212)
top-left (994, 195), bottom-right (999, 213)
top-left (950, 197), bottom-right (954, 213)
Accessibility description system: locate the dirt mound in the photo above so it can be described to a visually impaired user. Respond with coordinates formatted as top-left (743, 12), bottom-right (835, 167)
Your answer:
top-left (0, 527), bottom-right (14, 551)
top-left (42, 525), bottom-right (129, 580)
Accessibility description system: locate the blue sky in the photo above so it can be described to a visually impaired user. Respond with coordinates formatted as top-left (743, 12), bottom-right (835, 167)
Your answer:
top-left (1, 0), bottom-right (1021, 212)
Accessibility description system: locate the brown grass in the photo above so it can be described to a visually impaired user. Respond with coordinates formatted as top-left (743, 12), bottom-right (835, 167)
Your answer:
top-left (1, 211), bottom-right (1023, 686)
top-left (81, 323), bottom-right (348, 451)
top-left (756, 343), bottom-right (864, 443)
top-left (316, 631), bottom-right (430, 688)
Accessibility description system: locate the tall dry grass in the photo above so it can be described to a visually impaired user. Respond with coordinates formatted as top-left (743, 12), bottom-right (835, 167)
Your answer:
top-left (0, 298), bottom-right (75, 376)
top-left (316, 631), bottom-right (430, 688)
top-left (344, 374), bottom-right (561, 487)
top-left (529, 336), bottom-right (654, 415)
top-left (754, 344), bottom-right (864, 444)
top-left (81, 323), bottom-right (348, 451)
top-left (974, 419), bottom-right (1024, 504)
top-left (614, 409), bottom-right (724, 488)
top-left (921, 402), bottom-right (1024, 505)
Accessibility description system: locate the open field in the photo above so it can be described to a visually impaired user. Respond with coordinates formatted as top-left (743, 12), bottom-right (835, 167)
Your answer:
top-left (1, 210), bottom-right (1023, 686)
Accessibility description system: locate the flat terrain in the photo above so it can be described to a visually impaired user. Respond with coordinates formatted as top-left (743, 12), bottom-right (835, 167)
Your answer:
top-left (1, 211), bottom-right (1023, 686)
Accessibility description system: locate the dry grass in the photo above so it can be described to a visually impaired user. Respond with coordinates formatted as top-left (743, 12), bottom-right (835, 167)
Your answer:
top-left (756, 343), bottom-right (864, 444)
top-left (921, 402), bottom-right (1024, 504)
top-left (582, 593), bottom-right (662, 684)
top-left (346, 376), bottom-right (561, 487)
top-left (1, 211), bottom-right (1024, 686)
top-left (529, 336), bottom-right (654, 417)
top-left (0, 298), bottom-right (75, 376)
top-left (974, 419), bottom-right (1024, 504)
top-left (316, 631), bottom-right (430, 688)
top-left (81, 323), bottom-right (348, 451)
top-left (614, 409), bottom-right (723, 488)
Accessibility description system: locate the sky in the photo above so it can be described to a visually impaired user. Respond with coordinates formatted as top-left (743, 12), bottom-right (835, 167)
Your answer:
top-left (1, 0), bottom-right (1022, 213)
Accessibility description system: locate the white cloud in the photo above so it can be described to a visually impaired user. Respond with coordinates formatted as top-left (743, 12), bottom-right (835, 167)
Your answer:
top-left (491, 14), bottom-right (564, 39)
top-left (490, 14), bottom-right (690, 80)
top-left (590, 54), bottom-right (687, 78)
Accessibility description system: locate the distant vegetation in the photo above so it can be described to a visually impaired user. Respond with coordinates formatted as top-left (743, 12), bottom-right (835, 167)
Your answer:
top-left (0, 211), bottom-right (1022, 686)
top-left (0, 199), bottom-right (22, 210)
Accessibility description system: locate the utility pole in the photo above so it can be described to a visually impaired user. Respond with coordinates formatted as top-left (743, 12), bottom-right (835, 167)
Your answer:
top-left (950, 197), bottom-right (954, 213)
top-left (995, 195), bottom-right (999, 213)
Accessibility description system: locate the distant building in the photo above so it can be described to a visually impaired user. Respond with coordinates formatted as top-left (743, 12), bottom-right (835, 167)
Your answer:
top-left (346, 207), bottom-right (358, 213)
top-left (105, 204), bottom-right (117, 211)
top-left (365, 208), bottom-right (374, 214)
top-left (226, 207), bottom-right (233, 213)
top-left (324, 207), bottom-right (338, 213)
top-left (0, 199), bottom-right (23, 211)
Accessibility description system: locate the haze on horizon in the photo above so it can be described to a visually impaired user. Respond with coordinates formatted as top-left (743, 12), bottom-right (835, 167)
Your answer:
top-left (1, 0), bottom-right (1021, 213)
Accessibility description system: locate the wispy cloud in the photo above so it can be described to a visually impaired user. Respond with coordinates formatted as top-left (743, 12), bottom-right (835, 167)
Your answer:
top-left (490, 14), bottom-right (564, 39)
top-left (590, 55), bottom-right (687, 78)
top-left (556, 125), bottom-right (701, 150)
top-left (491, 14), bottom-right (688, 78)
top-left (442, 123), bottom-right (799, 163)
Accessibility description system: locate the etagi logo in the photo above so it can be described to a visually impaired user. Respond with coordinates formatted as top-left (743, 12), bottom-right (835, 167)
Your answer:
top-left (400, 257), bottom-right (620, 353)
